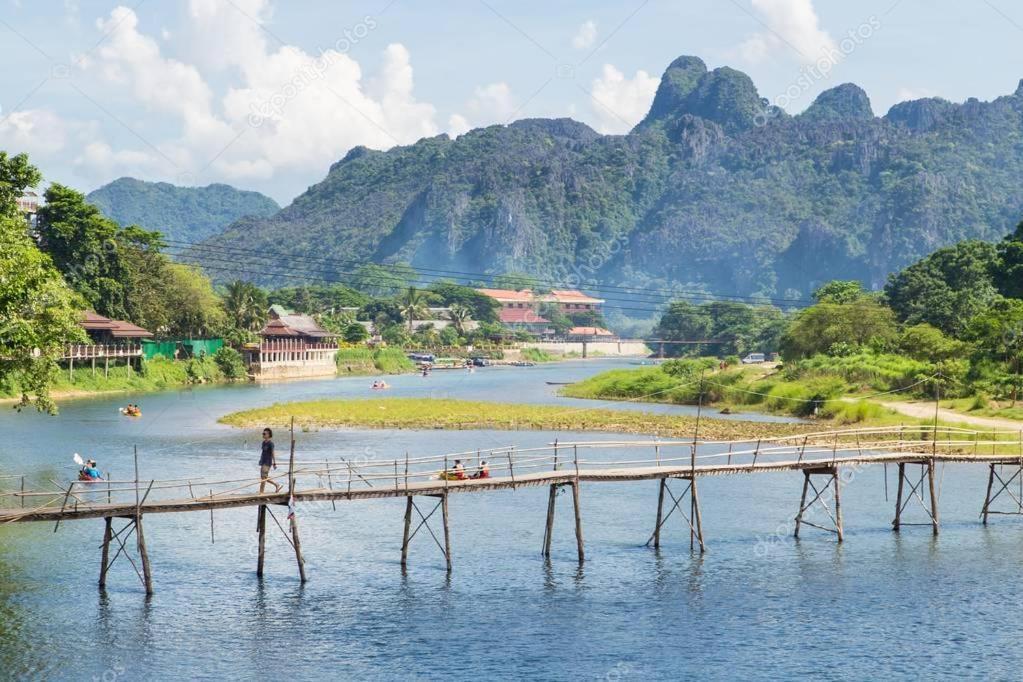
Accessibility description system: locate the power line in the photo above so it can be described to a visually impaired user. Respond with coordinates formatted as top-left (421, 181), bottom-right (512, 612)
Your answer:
top-left (162, 237), bottom-right (815, 308)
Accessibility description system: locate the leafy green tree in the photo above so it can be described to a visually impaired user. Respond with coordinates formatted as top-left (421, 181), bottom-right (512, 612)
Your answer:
top-left (995, 220), bottom-right (1023, 299)
top-left (964, 297), bottom-right (1023, 402)
top-left (446, 303), bottom-right (472, 335)
top-left (213, 346), bottom-right (247, 380)
top-left (399, 286), bottom-right (430, 332)
top-left (539, 303), bottom-right (573, 335)
top-left (162, 264), bottom-right (227, 337)
top-left (439, 325), bottom-right (460, 346)
top-left (222, 280), bottom-right (268, 332)
top-left (780, 296), bottom-right (898, 360)
top-left (0, 151), bottom-right (40, 217)
top-left (492, 272), bottom-right (542, 292)
top-left (342, 322), bottom-right (369, 343)
top-left (428, 281), bottom-right (499, 322)
top-left (381, 323), bottom-right (411, 347)
top-left (884, 241), bottom-right (999, 336)
top-left (0, 213), bottom-right (87, 412)
top-left (36, 183), bottom-right (131, 319)
top-left (814, 280), bottom-right (867, 304)
top-left (897, 323), bottom-right (967, 361)
top-left (652, 301), bottom-right (712, 357)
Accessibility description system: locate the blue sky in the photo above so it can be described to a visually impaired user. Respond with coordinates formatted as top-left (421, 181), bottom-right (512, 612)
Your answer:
top-left (2, 0), bottom-right (1022, 204)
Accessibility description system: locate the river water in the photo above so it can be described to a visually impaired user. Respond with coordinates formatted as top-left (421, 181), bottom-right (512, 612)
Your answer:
top-left (0, 360), bottom-right (1019, 680)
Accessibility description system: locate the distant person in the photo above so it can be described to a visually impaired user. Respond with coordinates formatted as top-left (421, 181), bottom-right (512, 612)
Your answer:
top-left (472, 461), bottom-right (490, 479)
top-left (259, 428), bottom-right (282, 493)
top-left (453, 459), bottom-right (466, 480)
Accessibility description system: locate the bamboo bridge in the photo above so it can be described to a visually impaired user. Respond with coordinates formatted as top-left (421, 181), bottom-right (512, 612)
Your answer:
top-left (2, 424), bottom-right (1023, 595)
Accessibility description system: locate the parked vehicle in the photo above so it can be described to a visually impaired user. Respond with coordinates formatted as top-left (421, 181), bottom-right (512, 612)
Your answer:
top-left (741, 353), bottom-right (766, 364)
top-left (407, 352), bottom-right (435, 364)
top-left (470, 357), bottom-right (491, 367)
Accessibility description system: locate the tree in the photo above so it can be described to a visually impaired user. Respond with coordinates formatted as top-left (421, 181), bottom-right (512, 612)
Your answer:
top-left (36, 183), bottom-right (130, 320)
top-left (651, 301), bottom-right (713, 357)
top-left (446, 303), bottom-right (472, 335)
top-left (222, 280), bottom-right (268, 332)
top-left (0, 151), bottom-right (40, 218)
top-left (162, 264), bottom-right (227, 337)
top-left (428, 281), bottom-right (500, 322)
top-left (964, 297), bottom-right (1023, 402)
top-left (342, 322), bottom-right (369, 343)
top-left (539, 303), bottom-right (573, 336)
top-left (0, 213), bottom-right (87, 412)
top-left (884, 241), bottom-right (999, 336)
top-left (898, 323), bottom-right (967, 362)
top-left (780, 297), bottom-right (898, 360)
top-left (492, 272), bottom-right (542, 292)
top-left (814, 280), bottom-right (867, 304)
top-left (399, 286), bottom-right (429, 332)
top-left (995, 220), bottom-right (1023, 299)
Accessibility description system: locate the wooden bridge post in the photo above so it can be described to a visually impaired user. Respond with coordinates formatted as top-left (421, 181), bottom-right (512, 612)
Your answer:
top-left (833, 467), bottom-right (844, 543)
top-left (892, 463), bottom-right (906, 531)
top-left (691, 477), bottom-right (706, 553)
top-left (136, 514), bottom-right (153, 595)
top-left (981, 463), bottom-right (995, 525)
top-left (99, 517), bottom-right (113, 587)
top-left (287, 418), bottom-right (307, 583)
top-left (571, 480), bottom-right (584, 563)
top-left (542, 484), bottom-right (557, 557)
top-left (441, 492), bottom-right (452, 573)
top-left (652, 478), bottom-right (666, 548)
top-left (256, 505), bottom-right (267, 577)
top-left (794, 471), bottom-right (810, 538)
top-left (401, 496), bottom-right (413, 567)
top-left (927, 459), bottom-right (939, 536)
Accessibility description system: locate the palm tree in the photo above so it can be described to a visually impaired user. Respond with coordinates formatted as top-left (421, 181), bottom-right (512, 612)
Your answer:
top-left (222, 280), bottom-right (267, 332)
top-left (447, 304), bottom-right (472, 335)
top-left (399, 286), bottom-right (429, 332)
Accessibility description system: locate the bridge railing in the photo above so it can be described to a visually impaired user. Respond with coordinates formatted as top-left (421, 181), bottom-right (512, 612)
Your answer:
top-left (3, 426), bottom-right (1022, 515)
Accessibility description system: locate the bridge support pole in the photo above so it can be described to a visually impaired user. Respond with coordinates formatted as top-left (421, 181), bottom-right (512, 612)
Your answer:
top-left (572, 480), bottom-right (584, 563)
top-left (891, 461), bottom-right (938, 534)
top-left (290, 509), bottom-right (307, 583)
top-left (136, 514), bottom-right (153, 595)
top-left (256, 504), bottom-right (267, 577)
top-left (542, 484), bottom-right (558, 557)
top-left (979, 460), bottom-right (1023, 524)
top-left (793, 466), bottom-right (843, 543)
top-left (401, 496), bottom-right (413, 567)
top-left (99, 516), bottom-right (112, 587)
top-left (442, 492), bottom-right (452, 573)
top-left (645, 476), bottom-right (705, 553)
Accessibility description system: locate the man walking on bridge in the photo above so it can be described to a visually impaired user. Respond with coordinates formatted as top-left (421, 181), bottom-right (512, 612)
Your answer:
top-left (259, 428), bottom-right (282, 493)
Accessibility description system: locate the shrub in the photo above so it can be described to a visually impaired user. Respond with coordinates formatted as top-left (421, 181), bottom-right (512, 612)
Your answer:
top-left (214, 347), bottom-right (247, 380)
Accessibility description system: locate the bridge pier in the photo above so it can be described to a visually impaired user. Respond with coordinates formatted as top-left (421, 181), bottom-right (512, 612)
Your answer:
top-left (400, 493), bottom-right (452, 572)
top-left (646, 475), bottom-right (705, 553)
top-left (891, 460), bottom-right (938, 535)
top-left (980, 461), bottom-right (1023, 524)
top-left (97, 514), bottom-right (154, 594)
top-left (793, 466), bottom-right (843, 542)
top-left (541, 480), bottom-right (584, 562)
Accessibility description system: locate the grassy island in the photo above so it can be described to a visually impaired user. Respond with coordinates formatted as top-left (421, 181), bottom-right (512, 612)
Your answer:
top-left (219, 397), bottom-right (818, 440)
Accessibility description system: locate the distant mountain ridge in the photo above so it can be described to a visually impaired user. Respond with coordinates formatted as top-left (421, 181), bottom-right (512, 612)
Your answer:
top-left (198, 55), bottom-right (1023, 299)
top-left (87, 178), bottom-right (279, 243)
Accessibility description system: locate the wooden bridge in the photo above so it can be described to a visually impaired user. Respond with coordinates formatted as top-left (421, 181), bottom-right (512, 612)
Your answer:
top-left (2, 424), bottom-right (1023, 595)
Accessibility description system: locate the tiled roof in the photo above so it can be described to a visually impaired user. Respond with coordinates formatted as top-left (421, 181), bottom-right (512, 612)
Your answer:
top-left (499, 308), bottom-right (549, 324)
top-left (79, 311), bottom-right (153, 337)
top-left (567, 326), bottom-right (614, 336)
top-left (476, 288), bottom-right (604, 305)
top-left (262, 307), bottom-right (335, 338)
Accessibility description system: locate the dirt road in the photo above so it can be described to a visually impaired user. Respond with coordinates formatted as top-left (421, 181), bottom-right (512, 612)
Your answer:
top-left (876, 400), bottom-right (1023, 431)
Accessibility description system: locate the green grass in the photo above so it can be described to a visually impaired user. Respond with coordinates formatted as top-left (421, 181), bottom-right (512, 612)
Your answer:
top-left (520, 347), bottom-right (557, 363)
top-left (336, 347), bottom-right (415, 375)
top-left (219, 397), bottom-right (820, 440)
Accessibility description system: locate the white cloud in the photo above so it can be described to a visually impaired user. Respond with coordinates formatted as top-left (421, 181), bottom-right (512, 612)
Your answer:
top-left (0, 109), bottom-right (69, 156)
top-left (447, 113), bottom-right (471, 137)
top-left (736, 0), bottom-right (837, 64)
top-left (73, 3), bottom-right (440, 190)
top-left (468, 82), bottom-right (517, 121)
top-left (572, 20), bottom-right (597, 50)
top-left (589, 64), bottom-right (658, 134)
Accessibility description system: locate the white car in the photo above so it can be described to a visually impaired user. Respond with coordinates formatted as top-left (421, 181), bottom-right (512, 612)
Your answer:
top-left (741, 353), bottom-right (766, 364)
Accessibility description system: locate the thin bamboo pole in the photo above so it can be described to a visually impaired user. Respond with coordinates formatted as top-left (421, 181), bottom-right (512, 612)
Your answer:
top-left (571, 480), bottom-right (584, 563)
top-left (401, 496), bottom-right (413, 567)
top-left (441, 492), bottom-right (452, 573)
top-left (99, 516), bottom-right (113, 587)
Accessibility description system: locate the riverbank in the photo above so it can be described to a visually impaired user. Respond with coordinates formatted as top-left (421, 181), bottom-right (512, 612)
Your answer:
top-left (335, 347), bottom-right (416, 375)
top-left (219, 397), bottom-right (820, 440)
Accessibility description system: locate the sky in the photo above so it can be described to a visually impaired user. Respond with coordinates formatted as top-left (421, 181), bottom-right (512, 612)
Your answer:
top-left (2, 0), bottom-right (1022, 205)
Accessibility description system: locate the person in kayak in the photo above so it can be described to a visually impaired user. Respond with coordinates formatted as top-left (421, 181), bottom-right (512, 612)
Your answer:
top-left (79, 459), bottom-right (103, 481)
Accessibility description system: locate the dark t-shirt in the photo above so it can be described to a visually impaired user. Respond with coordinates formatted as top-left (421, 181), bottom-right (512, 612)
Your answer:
top-left (260, 439), bottom-right (275, 466)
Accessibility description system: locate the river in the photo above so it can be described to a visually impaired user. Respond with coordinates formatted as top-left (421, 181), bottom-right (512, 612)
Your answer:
top-left (0, 359), bottom-right (1017, 680)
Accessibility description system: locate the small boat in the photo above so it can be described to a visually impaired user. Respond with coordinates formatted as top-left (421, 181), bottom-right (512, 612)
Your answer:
top-left (545, 381), bottom-right (573, 385)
